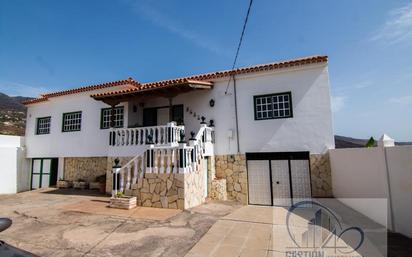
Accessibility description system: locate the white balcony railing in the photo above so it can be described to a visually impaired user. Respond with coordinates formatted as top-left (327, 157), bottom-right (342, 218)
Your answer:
top-left (111, 123), bottom-right (214, 196)
top-left (109, 122), bottom-right (185, 147)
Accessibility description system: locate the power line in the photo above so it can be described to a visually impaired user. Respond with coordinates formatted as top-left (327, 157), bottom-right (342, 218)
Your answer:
top-left (225, 0), bottom-right (254, 94)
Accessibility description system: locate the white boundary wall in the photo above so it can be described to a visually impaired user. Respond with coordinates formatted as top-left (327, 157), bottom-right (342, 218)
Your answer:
top-left (330, 144), bottom-right (412, 238)
top-left (0, 135), bottom-right (30, 194)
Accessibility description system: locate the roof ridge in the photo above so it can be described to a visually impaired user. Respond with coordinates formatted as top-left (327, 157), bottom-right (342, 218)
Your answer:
top-left (141, 55), bottom-right (327, 87)
top-left (24, 55), bottom-right (327, 105)
top-left (23, 77), bottom-right (139, 105)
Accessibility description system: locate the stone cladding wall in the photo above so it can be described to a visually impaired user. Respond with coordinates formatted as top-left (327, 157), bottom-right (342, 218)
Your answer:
top-left (310, 153), bottom-right (333, 197)
top-left (210, 179), bottom-right (227, 200)
top-left (64, 157), bottom-right (107, 182)
top-left (214, 154), bottom-right (248, 204)
top-left (106, 157), bottom-right (205, 210)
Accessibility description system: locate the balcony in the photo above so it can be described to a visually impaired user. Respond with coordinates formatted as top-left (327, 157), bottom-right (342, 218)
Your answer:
top-left (108, 122), bottom-right (214, 157)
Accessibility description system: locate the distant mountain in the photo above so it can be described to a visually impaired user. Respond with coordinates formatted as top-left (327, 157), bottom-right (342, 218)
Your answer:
top-left (335, 135), bottom-right (412, 148)
top-left (0, 92), bottom-right (34, 136)
top-left (0, 93), bottom-right (33, 111)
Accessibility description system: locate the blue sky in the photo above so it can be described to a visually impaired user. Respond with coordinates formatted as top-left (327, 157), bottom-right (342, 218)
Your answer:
top-left (0, 0), bottom-right (411, 140)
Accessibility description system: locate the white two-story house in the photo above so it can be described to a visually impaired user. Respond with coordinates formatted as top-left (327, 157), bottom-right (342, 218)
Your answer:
top-left (23, 55), bottom-right (334, 208)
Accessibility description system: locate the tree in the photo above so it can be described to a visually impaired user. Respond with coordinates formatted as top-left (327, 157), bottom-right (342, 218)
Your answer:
top-left (365, 137), bottom-right (376, 148)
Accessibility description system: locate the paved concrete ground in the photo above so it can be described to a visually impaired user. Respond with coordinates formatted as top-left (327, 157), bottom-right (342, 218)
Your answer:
top-left (1, 190), bottom-right (411, 257)
top-left (0, 188), bottom-right (240, 257)
top-left (186, 201), bottom-right (408, 257)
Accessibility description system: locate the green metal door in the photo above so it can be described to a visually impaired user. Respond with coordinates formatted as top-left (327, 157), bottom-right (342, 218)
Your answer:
top-left (31, 158), bottom-right (58, 190)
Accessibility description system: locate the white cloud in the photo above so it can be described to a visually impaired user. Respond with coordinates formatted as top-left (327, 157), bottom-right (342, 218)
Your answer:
top-left (371, 3), bottom-right (412, 45)
top-left (129, 1), bottom-right (228, 56)
top-left (331, 96), bottom-right (345, 113)
top-left (353, 80), bottom-right (373, 89)
top-left (388, 95), bottom-right (412, 105)
top-left (0, 81), bottom-right (47, 97)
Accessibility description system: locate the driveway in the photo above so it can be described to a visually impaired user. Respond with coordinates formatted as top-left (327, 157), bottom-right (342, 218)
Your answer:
top-left (1, 191), bottom-right (410, 257)
top-left (0, 189), bottom-right (240, 257)
top-left (186, 200), bottom-right (406, 257)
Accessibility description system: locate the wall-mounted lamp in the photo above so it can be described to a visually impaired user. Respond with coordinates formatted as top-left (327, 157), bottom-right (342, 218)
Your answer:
top-left (133, 105), bottom-right (138, 113)
top-left (209, 99), bottom-right (215, 107)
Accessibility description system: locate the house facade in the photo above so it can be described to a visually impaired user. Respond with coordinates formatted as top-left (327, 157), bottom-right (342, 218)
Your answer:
top-left (23, 55), bottom-right (334, 209)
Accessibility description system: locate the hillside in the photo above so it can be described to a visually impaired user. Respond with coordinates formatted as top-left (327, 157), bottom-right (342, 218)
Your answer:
top-left (0, 93), bottom-right (34, 136)
top-left (335, 135), bottom-right (412, 148)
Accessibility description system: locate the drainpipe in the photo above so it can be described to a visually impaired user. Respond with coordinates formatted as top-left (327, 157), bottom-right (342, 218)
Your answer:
top-left (233, 75), bottom-right (240, 153)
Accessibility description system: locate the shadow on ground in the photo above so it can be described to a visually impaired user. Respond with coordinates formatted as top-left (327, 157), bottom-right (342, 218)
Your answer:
top-left (0, 189), bottom-right (241, 257)
top-left (42, 188), bottom-right (107, 197)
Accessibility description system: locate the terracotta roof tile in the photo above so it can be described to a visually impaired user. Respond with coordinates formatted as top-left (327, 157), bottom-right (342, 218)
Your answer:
top-left (24, 55), bottom-right (327, 105)
top-left (91, 55), bottom-right (327, 99)
top-left (22, 77), bottom-right (140, 105)
top-left (91, 79), bottom-right (214, 98)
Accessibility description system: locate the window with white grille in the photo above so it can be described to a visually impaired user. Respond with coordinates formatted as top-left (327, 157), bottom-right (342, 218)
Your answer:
top-left (36, 117), bottom-right (51, 135)
top-left (101, 107), bottom-right (124, 129)
top-left (254, 92), bottom-right (292, 120)
top-left (62, 111), bottom-right (82, 132)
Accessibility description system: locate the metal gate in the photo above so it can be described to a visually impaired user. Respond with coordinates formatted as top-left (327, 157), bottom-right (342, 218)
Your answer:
top-left (246, 152), bottom-right (312, 206)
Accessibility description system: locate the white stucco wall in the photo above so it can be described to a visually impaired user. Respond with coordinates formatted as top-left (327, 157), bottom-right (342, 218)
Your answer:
top-left (330, 147), bottom-right (389, 198)
top-left (329, 147), bottom-right (390, 228)
top-left (385, 146), bottom-right (412, 237)
top-left (25, 63), bottom-right (334, 158)
top-left (330, 145), bottom-right (412, 238)
top-left (0, 147), bottom-right (18, 194)
top-left (25, 85), bottom-right (131, 158)
top-left (0, 135), bottom-right (29, 194)
top-left (143, 63), bottom-right (334, 155)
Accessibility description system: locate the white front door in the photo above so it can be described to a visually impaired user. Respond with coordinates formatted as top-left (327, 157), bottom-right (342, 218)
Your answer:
top-left (157, 108), bottom-right (169, 125)
top-left (271, 160), bottom-right (292, 206)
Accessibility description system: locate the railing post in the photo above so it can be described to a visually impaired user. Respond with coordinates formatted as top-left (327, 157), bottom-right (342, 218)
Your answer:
top-left (112, 158), bottom-right (121, 197)
top-left (178, 145), bottom-right (187, 173)
top-left (140, 155), bottom-right (144, 178)
top-left (178, 131), bottom-right (187, 173)
top-left (189, 132), bottom-right (197, 171)
top-left (166, 149), bottom-right (171, 173)
top-left (154, 149), bottom-right (159, 173)
top-left (120, 167), bottom-right (125, 193)
top-left (171, 149), bottom-right (177, 173)
top-left (146, 144), bottom-right (154, 173)
top-left (160, 149), bottom-right (165, 173)
top-left (209, 120), bottom-right (215, 143)
top-left (126, 165), bottom-right (131, 190)
top-left (132, 159), bottom-right (138, 184)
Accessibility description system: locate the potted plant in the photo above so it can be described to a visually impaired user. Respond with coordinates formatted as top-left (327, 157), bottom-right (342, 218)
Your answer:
top-left (57, 179), bottom-right (72, 189)
top-left (73, 179), bottom-right (88, 189)
top-left (109, 192), bottom-right (137, 210)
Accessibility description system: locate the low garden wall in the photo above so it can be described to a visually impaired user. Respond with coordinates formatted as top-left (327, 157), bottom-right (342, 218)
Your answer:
top-left (123, 171), bottom-right (205, 210)
top-left (105, 156), bottom-right (206, 210)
